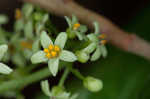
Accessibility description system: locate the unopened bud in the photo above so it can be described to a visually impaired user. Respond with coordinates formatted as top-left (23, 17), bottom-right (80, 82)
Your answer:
top-left (83, 76), bottom-right (103, 92)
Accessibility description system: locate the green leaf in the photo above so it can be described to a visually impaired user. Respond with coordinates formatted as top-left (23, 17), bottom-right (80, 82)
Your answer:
top-left (0, 63), bottom-right (12, 75)
top-left (100, 45), bottom-right (107, 58)
top-left (65, 16), bottom-right (72, 27)
top-left (60, 50), bottom-right (77, 62)
top-left (91, 46), bottom-right (101, 61)
top-left (48, 58), bottom-right (59, 76)
top-left (0, 44), bottom-right (8, 61)
top-left (31, 51), bottom-right (48, 64)
top-left (0, 15), bottom-right (8, 24)
top-left (83, 43), bottom-right (97, 54)
top-left (40, 31), bottom-right (53, 48)
top-left (41, 80), bottom-right (51, 97)
top-left (54, 32), bottom-right (67, 49)
top-left (24, 20), bottom-right (33, 39)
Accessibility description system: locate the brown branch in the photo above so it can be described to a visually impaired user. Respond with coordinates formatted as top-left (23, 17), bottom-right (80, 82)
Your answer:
top-left (24, 0), bottom-right (150, 60)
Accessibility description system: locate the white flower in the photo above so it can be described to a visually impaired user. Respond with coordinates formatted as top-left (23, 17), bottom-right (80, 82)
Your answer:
top-left (31, 31), bottom-right (77, 76)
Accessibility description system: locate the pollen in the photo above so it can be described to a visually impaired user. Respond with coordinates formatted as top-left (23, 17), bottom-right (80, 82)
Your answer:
top-left (100, 40), bottom-right (107, 45)
top-left (54, 45), bottom-right (60, 52)
top-left (49, 44), bottom-right (54, 50)
top-left (44, 48), bottom-right (49, 53)
top-left (15, 8), bottom-right (22, 20)
top-left (46, 53), bottom-right (51, 59)
top-left (44, 44), bottom-right (61, 59)
top-left (73, 23), bottom-right (80, 30)
top-left (51, 51), bottom-right (57, 57)
top-left (99, 34), bottom-right (106, 39)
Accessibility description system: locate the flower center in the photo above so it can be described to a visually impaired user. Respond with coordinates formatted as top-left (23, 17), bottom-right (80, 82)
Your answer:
top-left (15, 8), bottom-right (22, 20)
top-left (98, 34), bottom-right (107, 45)
top-left (44, 44), bottom-right (61, 59)
top-left (73, 23), bottom-right (80, 30)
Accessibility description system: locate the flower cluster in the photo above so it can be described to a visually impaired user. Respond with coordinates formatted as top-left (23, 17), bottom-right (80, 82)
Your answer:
top-left (0, 3), bottom-right (108, 98)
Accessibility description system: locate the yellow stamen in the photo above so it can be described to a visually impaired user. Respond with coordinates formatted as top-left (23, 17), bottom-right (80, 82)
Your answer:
top-left (51, 51), bottom-right (57, 57)
top-left (73, 23), bottom-right (80, 30)
top-left (44, 48), bottom-right (49, 53)
top-left (100, 40), bottom-right (107, 45)
top-left (54, 45), bottom-right (60, 52)
top-left (49, 44), bottom-right (54, 51)
top-left (99, 34), bottom-right (106, 39)
top-left (46, 53), bottom-right (51, 59)
top-left (15, 8), bottom-right (22, 20)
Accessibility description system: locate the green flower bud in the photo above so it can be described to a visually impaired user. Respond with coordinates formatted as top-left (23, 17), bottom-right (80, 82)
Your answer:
top-left (66, 28), bottom-right (76, 39)
top-left (52, 86), bottom-right (64, 96)
top-left (83, 76), bottom-right (103, 92)
top-left (75, 51), bottom-right (89, 63)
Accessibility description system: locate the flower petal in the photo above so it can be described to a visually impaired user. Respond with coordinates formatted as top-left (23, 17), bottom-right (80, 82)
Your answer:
top-left (100, 45), bottom-right (107, 58)
top-left (91, 46), bottom-right (101, 61)
top-left (31, 51), bottom-right (48, 64)
top-left (54, 32), bottom-right (67, 49)
top-left (24, 20), bottom-right (33, 39)
top-left (0, 44), bottom-right (8, 61)
top-left (41, 80), bottom-right (51, 97)
top-left (93, 22), bottom-right (100, 34)
top-left (60, 50), bottom-right (77, 62)
top-left (65, 16), bottom-right (72, 27)
top-left (83, 43), bottom-right (97, 54)
top-left (87, 34), bottom-right (99, 43)
top-left (40, 31), bottom-right (53, 48)
top-left (0, 63), bottom-right (13, 74)
top-left (48, 58), bottom-right (59, 76)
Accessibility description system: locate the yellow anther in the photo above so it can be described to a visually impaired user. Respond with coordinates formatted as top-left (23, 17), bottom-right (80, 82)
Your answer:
top-left (73, 23), bottom-right (80, 30)
top-left (15, 8), bottom-right (22, 20)
top-left (46, 53), bottom-right (51, 58)
top-left (100, 40), bottom-right (107, 45)
top-left (54, 45), bottom-right (60, 52)
top-left (44, 48), bottom-right (49, 53)
top-left (49, 44), bottom-right (54, 51)
top-left (99, 34), bottom-right (106, 39)
top-left (51, 51), bottom-right (57, 57)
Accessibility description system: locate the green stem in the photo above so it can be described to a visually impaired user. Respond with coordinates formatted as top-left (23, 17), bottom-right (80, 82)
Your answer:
top-left (0, 67), bottom-right (51, 93)
top-left (0, 61), bottom-right (68, 93)
top-left (68, 66), bottom-right (85, 80)
top-left (58, 68), bottom-right (70, 87)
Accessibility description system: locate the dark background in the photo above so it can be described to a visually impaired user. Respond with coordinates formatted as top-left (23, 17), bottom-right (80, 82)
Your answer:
top-left (0, 0), bottom-right (150, 99)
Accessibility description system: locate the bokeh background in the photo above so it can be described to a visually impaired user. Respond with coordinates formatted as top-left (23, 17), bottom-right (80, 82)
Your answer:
top-left (0, 0), bottom-right (150, 99)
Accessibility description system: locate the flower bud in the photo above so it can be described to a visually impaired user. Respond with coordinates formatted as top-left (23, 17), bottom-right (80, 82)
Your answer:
top-left (66, 29), bottom-right (76, 39)
top-left (83, 76), bottom-right (103, 92)
top-left (75, 51), bottom-right (89, 63)
top-left (52, 86), bottom-right (64, 96)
